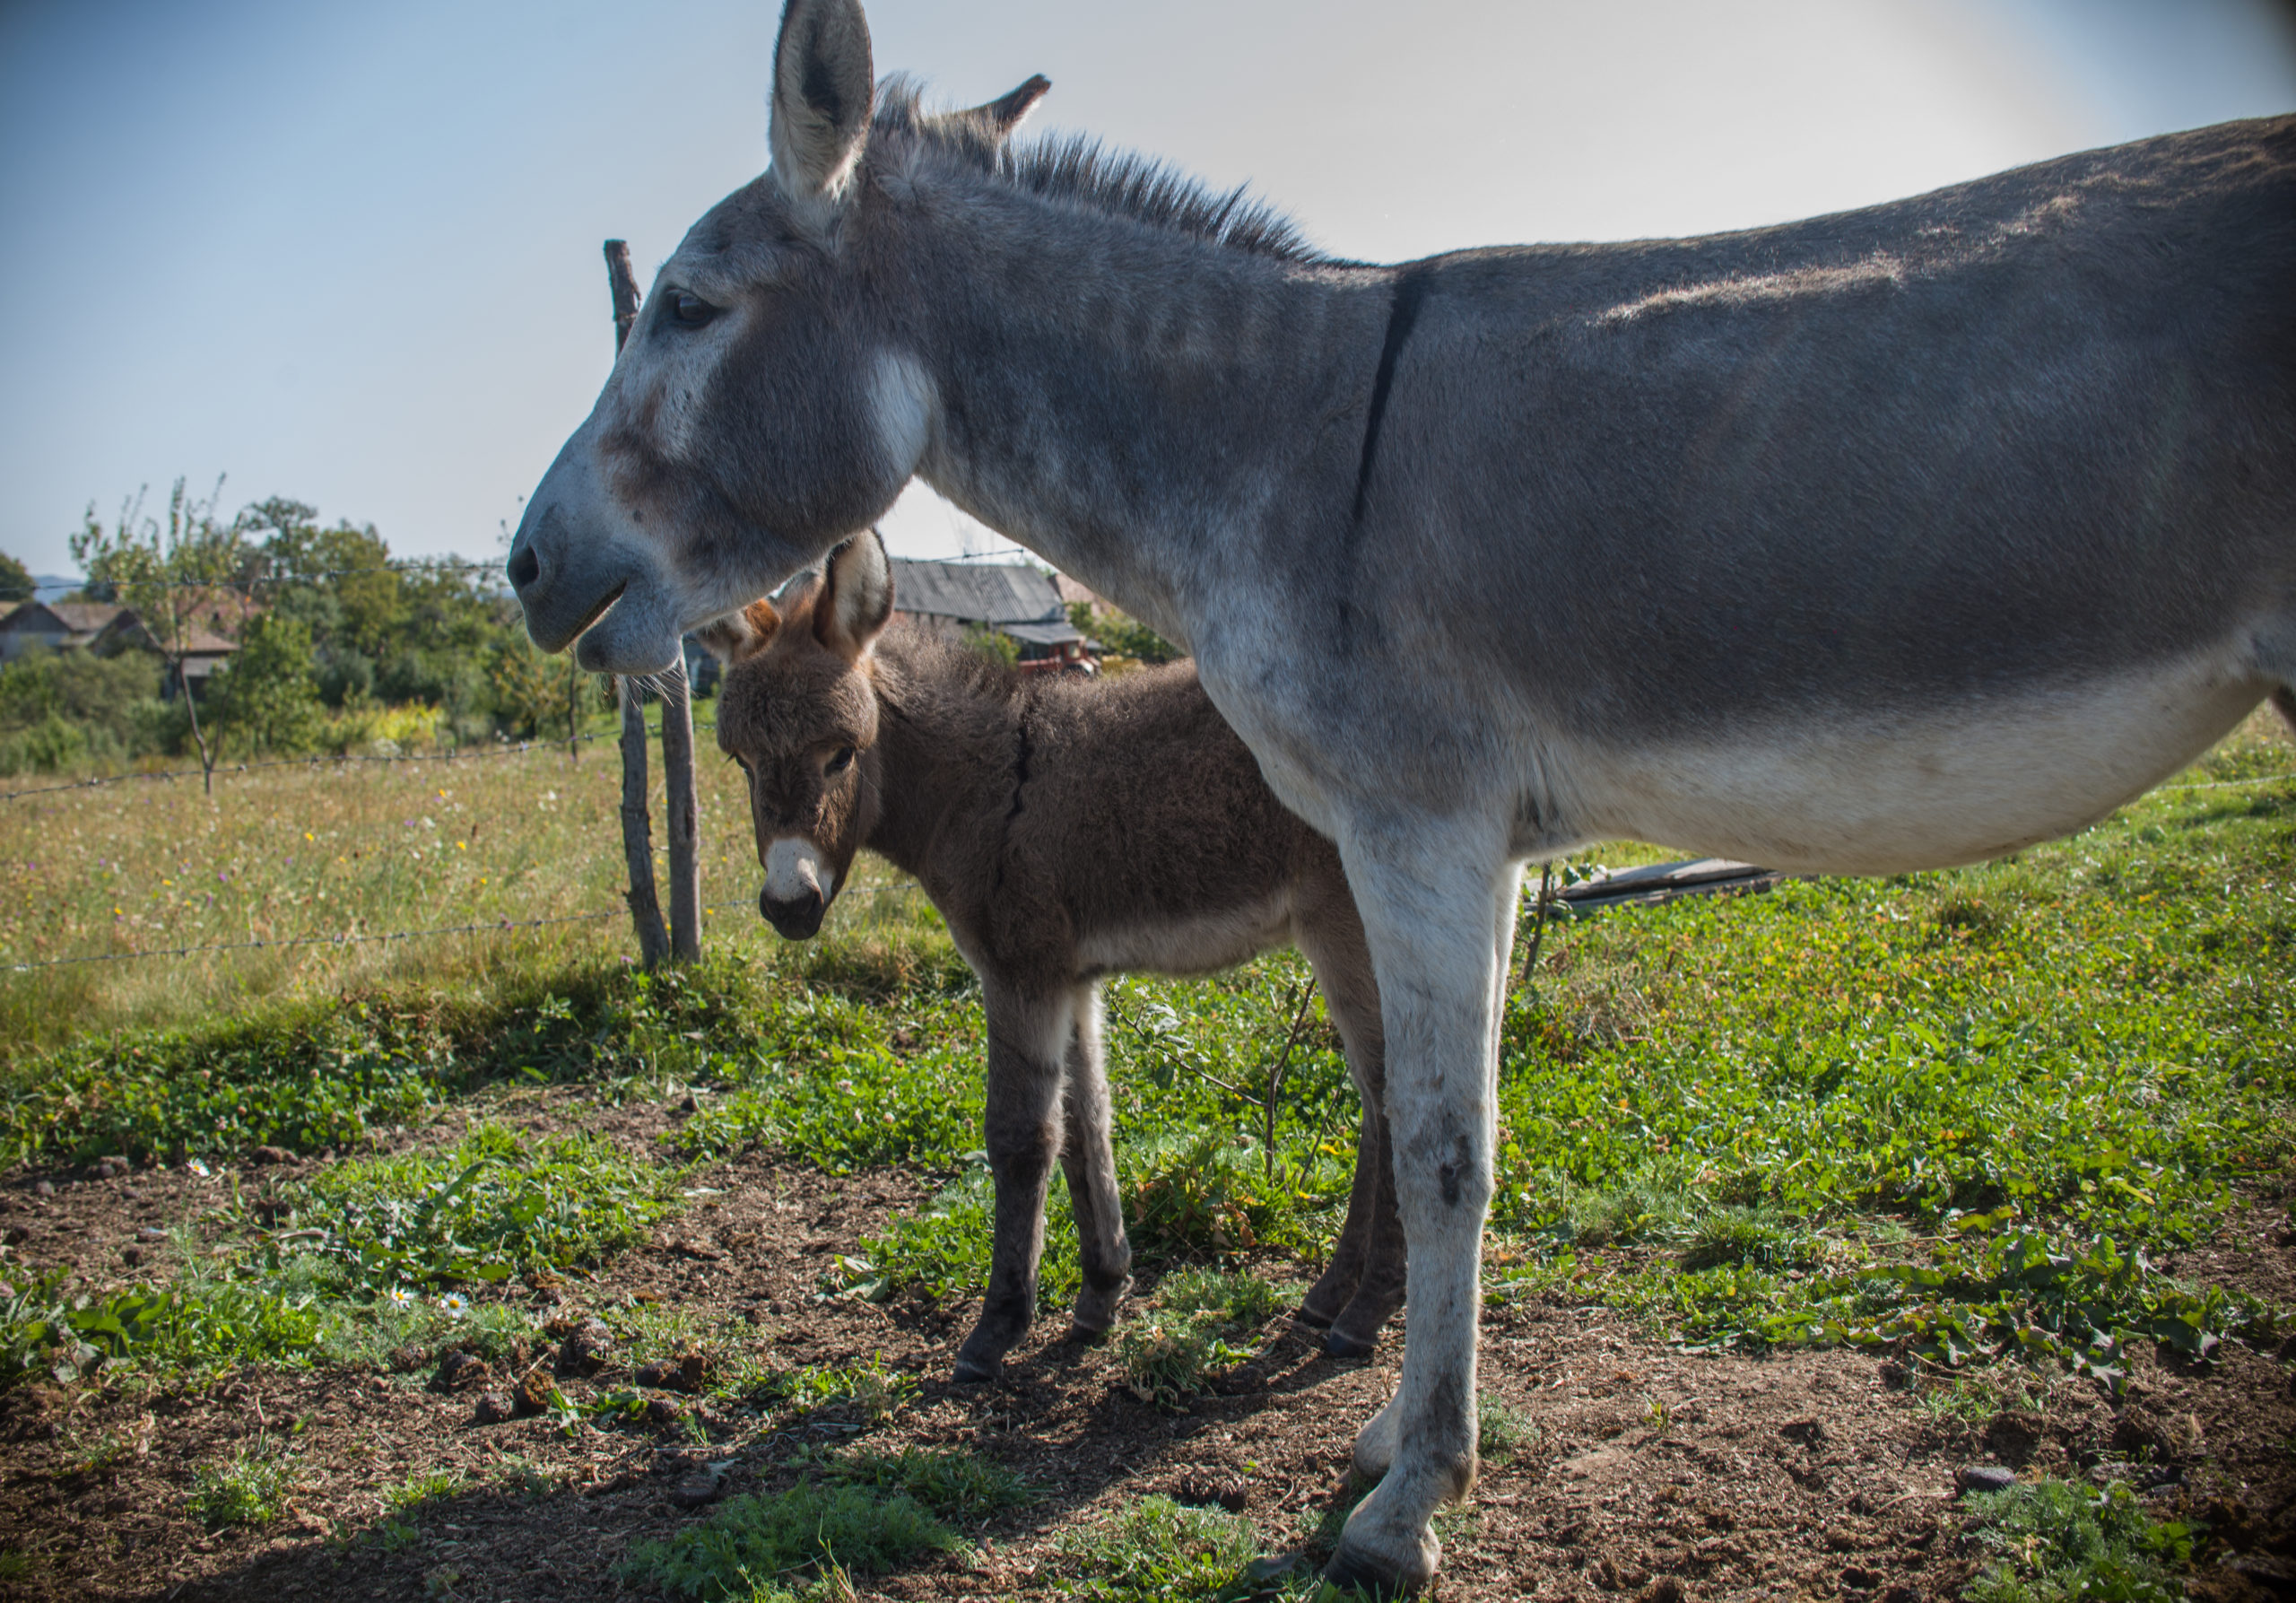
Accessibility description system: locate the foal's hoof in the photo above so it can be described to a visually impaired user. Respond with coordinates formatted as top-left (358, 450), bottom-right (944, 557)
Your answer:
top-left (950, 1354), bottom-right (1000, 1384)
top-left (1323, 1326), bottom-right (1378, 1360)
top-left (1325, 1539), bottom-right (1427, 1598)
top-left (1061, 1320), bottom-right (1114, 1347)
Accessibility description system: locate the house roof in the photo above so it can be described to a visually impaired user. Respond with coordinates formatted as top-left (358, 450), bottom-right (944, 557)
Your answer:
top-left (0, 600), bottom-right (128, 636)
top-left (888, 559), bottom-right (1083, 645)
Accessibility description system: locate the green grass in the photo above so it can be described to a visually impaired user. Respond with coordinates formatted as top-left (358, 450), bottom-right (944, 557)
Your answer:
top-left (184, 1436), bottom-right (300, 1529)
top-left (618, 1479), bottom-right (957, 1600)
top-left (794, 1443), bottom-right (1031, 1520)
top-left (1051, 1494), bottom-right (1263, 1603)
top-left (1478, 713), bottom-right (2296, 1372)
top-left (1963, 1480), bottom-right (2196, 1603)
top-left (269, 1120), bottom-right (686, 1290)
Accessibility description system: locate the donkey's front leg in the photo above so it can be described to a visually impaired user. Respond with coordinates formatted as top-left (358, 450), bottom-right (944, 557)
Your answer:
top-left (1326, 828), bottom-right (1519, 1595)
top-left (1058, 982), bottom-right (1132, 1338)
top-left (953, 985), bottom-right (1074, 1383)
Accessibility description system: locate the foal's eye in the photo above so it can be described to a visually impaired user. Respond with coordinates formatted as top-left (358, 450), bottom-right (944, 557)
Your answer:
top-left (825, 746), bottom-right (856, 775)
top-left (668, 291), bottom-right (716, 328)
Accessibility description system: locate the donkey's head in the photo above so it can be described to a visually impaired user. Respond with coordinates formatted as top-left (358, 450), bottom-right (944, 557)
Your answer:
top-left (702, 532), bottom-right (895, 939)
top-left (507, 0), bottom-right (1046, 674)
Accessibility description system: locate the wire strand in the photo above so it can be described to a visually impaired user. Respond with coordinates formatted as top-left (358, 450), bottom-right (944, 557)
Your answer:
top-left (3, 884), bottom-right (922, 973)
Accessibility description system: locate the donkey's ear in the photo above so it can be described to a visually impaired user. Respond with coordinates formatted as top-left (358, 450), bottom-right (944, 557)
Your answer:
top-left (813, 529), bottom-right (894, 659)
top-left (693, 597), bottom-right (780, 665)
top-left (770, 0), bottom-right (874, 221)
top-left (962, 74), bottom-right (1050, 142)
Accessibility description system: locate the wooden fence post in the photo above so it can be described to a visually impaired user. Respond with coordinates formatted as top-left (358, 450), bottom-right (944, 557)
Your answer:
top-left (619, 680), bottom-right (671, 967)
top-left (661, 664), bottom-right (702, 962)
top-left (603, 239), bottom-right (676, 967)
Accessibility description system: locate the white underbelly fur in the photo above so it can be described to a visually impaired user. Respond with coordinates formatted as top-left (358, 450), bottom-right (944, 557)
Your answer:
top-left (1075, 894), bottom-right (1293, 976)
top-left (1565, 652), bottom-right (2271, 876)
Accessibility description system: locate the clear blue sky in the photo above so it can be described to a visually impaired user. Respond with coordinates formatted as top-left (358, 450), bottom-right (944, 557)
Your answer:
top-left (3, 0), bottom-right (2292, 578)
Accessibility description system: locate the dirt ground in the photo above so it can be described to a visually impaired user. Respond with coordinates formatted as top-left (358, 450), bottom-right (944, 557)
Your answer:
top-left (3, 1119), bottom-right (2293, 1603)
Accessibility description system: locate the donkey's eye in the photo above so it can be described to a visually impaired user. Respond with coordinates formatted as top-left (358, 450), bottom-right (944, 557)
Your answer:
top-left (825, 746), bottom-right (856, 775)
top-left (668, 291), bottom-right (716, 328)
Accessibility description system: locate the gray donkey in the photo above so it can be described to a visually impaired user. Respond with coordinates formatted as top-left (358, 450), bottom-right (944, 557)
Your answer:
top-left (509, 0), bottom-right (2296, 1585)
top-left (698, 531), bottom-right (1406, 1378)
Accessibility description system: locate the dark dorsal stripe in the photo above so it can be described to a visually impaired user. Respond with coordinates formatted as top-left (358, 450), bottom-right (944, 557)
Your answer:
top-left (1353, 267), bottom-right (1431, 524)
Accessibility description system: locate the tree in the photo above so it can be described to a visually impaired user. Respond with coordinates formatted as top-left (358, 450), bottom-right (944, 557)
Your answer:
top-left (0, 551), bottom-right (31, 603)
top-left (68, 478), bottom-right (257, 793)
top-left (205, 614), bottom-right (323, 757)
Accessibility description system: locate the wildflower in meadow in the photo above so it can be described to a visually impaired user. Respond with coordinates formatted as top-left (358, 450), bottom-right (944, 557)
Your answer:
top-left (439, 1293), bottom-right (470, 1318)
top-left (385, 1287), bottom-right (415, 1309)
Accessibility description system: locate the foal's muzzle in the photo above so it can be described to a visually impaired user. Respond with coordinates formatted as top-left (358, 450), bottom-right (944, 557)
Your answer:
top-left (761, 884), bottom-right (826, 940)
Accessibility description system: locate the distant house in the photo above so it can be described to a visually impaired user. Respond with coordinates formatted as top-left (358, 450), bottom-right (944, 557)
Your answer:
top-left (98, 614), bottom-right (242, 700)
top-left (889, 559), bottom-right (1092, 671)
top-left (0, 601), bottom-right (134, 663)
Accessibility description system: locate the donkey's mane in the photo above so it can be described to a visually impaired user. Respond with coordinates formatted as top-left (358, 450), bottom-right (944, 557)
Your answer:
top-left (873, 76), bottom-right (1333, 266)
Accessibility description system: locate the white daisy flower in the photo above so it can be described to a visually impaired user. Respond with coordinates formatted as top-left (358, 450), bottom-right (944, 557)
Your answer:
top-left (439, 1293), bottom-right (470, 1317)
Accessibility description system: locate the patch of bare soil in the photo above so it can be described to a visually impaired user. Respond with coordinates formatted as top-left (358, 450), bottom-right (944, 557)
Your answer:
top-left (4, 1134), bottom-right (2294, 1602)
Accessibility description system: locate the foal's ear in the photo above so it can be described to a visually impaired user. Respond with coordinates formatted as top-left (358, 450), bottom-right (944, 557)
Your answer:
top-left (813, 529), bottom-right (895, 660)
top-left (769, 0), bottom-right (874, 222)
top-left (961, 74), bottom-right (1051, 142)
top-left (693, 597), bottom-right (780, 665)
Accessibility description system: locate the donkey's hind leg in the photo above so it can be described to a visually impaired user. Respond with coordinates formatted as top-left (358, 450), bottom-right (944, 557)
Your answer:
top-left (953, 984), bottom-right (1076, 1383)
top-left (1059, 981), bottom-right (1133, 1339)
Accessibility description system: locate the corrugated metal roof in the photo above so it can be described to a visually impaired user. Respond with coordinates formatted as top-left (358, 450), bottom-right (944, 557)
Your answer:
top-left (889, 560), bottom-right (1066, 626)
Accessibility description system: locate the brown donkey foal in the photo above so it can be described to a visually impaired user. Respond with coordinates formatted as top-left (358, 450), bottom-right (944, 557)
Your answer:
top-left (702, 532), bottom-right (1403, 1381)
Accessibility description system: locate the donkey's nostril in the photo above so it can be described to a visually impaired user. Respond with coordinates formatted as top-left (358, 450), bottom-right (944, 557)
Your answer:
top-left (507, 544), bottom-right (541, 590)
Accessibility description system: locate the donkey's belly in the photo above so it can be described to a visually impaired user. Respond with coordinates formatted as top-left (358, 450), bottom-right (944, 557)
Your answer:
top-left (1569, 653), bottom-right (2272, 876)
top-left (1075, 893), bottom-right (1293, 978)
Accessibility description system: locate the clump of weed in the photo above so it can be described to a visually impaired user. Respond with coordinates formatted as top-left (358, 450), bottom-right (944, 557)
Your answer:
top-left (619, 1480), bottom-right (953, 1600)
top-left (1113, 1271), bottom-right (1280, 1408)
top-left (1964, 1479), bottom-right (2196, 1602)
top-left (1477, 1393), bottom-right (1538, 1465)
top-left (1051, 1493), bottom-right (1262, 1602)
top-left (1154, 1267), bottom-right (1285, 1326)
top-left (274, 1121), bottom-right (684, 1289)
top-left (1558, 1162), bottom-right (1701, 1248)
top-left (184, 1437), bottom-right (300, 1529)
top-left (1680, 1207), bottom-right (1822, 1271)
top-left (738, 1355), bottom-right (917, 1424)
top-left (796, 1443), bottom-right (1029, 1520)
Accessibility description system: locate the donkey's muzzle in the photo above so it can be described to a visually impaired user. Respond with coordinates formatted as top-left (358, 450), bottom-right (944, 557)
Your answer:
top-left (761, 884), bottom-right (825, 940)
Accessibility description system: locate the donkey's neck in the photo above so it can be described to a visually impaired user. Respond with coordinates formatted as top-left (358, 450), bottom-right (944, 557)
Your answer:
top-left (854, 629), bottom-right (1023, 887)
top-left (892, 181), bottom-right (1387, 649)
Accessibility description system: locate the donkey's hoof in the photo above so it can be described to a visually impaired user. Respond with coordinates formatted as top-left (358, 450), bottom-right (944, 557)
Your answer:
top-left (1324, 1327), bottom-right (1378, 1360)
top-left (1324, 1538), bottom-right (1428, 1598)
top-left (950, 1354), bottom-right (1000, 1384)
top-left (1060, 1320), bottom-right (1114, 1347)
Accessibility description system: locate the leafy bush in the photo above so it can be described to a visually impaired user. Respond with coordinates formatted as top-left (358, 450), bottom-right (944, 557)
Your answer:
top-left (205, 613), bottom-right (325, 757)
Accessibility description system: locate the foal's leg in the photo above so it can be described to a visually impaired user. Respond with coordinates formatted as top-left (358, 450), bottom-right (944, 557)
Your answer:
top-left (952, 984), bottom-right (1075, 1384)
top-left (1294, 906), bottom-right (1405, 1357)
top-left (1059, 981), bottom-right (1133, 1338)
top-left (1324, 823), bottom-right (1520, 1595)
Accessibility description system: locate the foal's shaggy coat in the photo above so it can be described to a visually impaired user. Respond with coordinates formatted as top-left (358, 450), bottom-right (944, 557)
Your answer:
top-left (703, 533), bottom-right (1405, 1379)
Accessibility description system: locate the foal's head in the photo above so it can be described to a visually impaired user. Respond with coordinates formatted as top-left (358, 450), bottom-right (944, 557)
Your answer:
top-left (701, 534), bottom-right (895, 939)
